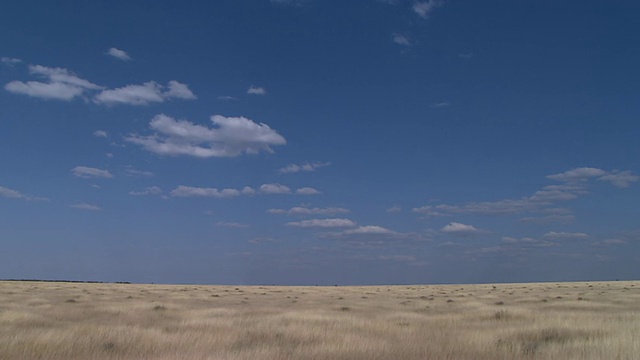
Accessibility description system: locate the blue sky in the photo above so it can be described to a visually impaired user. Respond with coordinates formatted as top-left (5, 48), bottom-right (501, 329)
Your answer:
top-left (1, 0), bottom-right (639, 285)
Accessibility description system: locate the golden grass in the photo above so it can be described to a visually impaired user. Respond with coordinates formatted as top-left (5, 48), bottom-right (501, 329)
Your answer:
top-left (1, 280), bottom-right (639, 359)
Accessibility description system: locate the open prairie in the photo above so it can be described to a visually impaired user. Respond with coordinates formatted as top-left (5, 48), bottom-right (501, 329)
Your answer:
top-left (0, 280), bottom-right (638, 359)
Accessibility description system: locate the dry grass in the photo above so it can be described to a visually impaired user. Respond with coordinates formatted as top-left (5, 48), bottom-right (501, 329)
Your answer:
top-left (0, 281), bottom-right (639, 359)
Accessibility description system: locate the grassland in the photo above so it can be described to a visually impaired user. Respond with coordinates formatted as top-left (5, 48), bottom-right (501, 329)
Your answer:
top-left (0, 280), bottom-right (638, 359)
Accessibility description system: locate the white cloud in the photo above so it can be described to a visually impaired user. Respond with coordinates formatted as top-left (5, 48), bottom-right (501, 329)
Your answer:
top-left (126, 114), bottom-right (286, 158)
top-left (241, 186), bottom-right (256, 195)
top-left (94, 130), bottom-right (108, 138)
top-left (0, 185), bottom-right (46, 201)
top-left (288, 206), bottom-right (349, 215)
top-left (129, 186), bottom-right (163, 196)
top-left (247, 85), bottom-right (266, 95)
top-left (1, 57), bottom-right (22, 66)
top-left (94, 81), bottom-right (162, 105)
top-left (260, 183), bottom-right (291, 194)
top-left (441, 222), bottom-right (485, 234)
top-left (217, 95), bottom-right (239, 101)
top-left (393, 33), bottom-right (411, 46)
top-left (71, 166), bottom-right (113, 179)
top-left (431, 102), bottom-right (451, 108)
top-left (344, 225), bottom-right (395, 235)
top-left (106, 48), bottom-right (131, 61)
top-left (124, 167), bottom-right (154, 177)
top-left (296, 187), bottom-right (321, 195)
top-left (0, 186), bottom-right (24, 199)
top-left (287, 218), bottom-right (357, 228)
top-left (597, 170), bottom-right (639, 188)
top-left (70, 203), bottom-right (101, 211)
top-left (501, 236), bottom-right (554, 247)
top-left (387, 205), bottom-right (402, 213)
top-left (5, 64), bottom-right (101, 101)
top-left (6, 80), bottom-right (85, 101)
top-left (170, 186), bottom-right (241, 198)
top-left (215, 222), bottom-right (250, 228)
top-left (278, 161), bottom-right (331, 174)
top-left (413, 0), bottom-right (443, 18)
top-left (543, 231), bottom-right (589, 240)
top-left (547, 167), bottom-right (607, 182)
top-left (164, 80), bottom-right (197, 100)
top-left (413, 167), bottom-right (637, 219)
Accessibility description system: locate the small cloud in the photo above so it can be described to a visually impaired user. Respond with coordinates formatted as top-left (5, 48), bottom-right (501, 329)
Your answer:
top-left (597, 170), bottom-right (639, 188)
top-left (387, 205), bottom-right (402, 213)
top-left (392, 33), bottom-right (411, 46)
top-left (94, 81), bottom-right (196, 105)
top-left (413, 0), bottom-right (444, 18)
top-left (5, 65), bottom-right (102, 101)
top-left (278, 161), bottom-right (330, 174)
top-left (287, 218), bottom-right (357, 228)
top-left (106, 48), bottom-right (131, 61)
top-left (124, 167), bottom-right (154, 177)
top-left (547, 167), bottom-right (607, 183)
top-left (170, 185), bottom-right (241, 198)
top-left (241, 186), bottom-right (256, 195)
top-left (260, 183), bottom-right (291, 195)
top-left (431, 102), bottom-right (450, 108)
top-left (1, 57), bottom-right (22, 66)
top-left (215, 221), bottom-right (250, 228)
top-left (296, 187), bottom-right (321, 195)
top-left (543, 231), bottom-right (589, 240)
top-left (126, 114), bottom-right (286, 158)
top-left (459, 52), bottom-right (474, 59)
top-left (94, 130), bottom-right (108, 138)
top-left (71, 166), bottom-right (113, 179)
top-left (268, 206), bottom-right (349, 216)
top-left (441, 222), bottom-right (485, 235)
top-left (0, 185), bottom-right (47, 201)
top-left (217, 95), bottom-right (239, 101)
top-left (70, 203), bottom-right (101, 211)
top-left (164, 80), bottom-right (197, 100)
top-left (247, 85), bottom-right (266, 95)
top-left (129, 186), bottom-right (162, 196)
top-left (344, 225), bottom-right (395, 235)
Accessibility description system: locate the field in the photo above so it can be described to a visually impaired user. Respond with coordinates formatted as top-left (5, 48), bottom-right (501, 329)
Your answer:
top-left (0, 280), bottom-right (639, 359)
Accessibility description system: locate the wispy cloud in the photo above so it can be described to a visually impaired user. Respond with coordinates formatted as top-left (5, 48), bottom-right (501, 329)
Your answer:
top-left (260, 183), bottom-right (291, 194)
top-left (441, 222), bottom-right (486, 235)
top-left (70, 203), bottom-right (101, 211)
top-left (93, 130), bottom-right (108, 138)
top-left (543, 231), bottom-right (589, 240)
top-left (344, 225), bottom-right (395, 235)
top-left (296, 187), bottom-right (321, 195)
top-left (1, 57), bottom-right (22, 67)
top-left (287, 218), bottom-right (357, 228)
top-left (267, 206), bottom-right (350, 216)
top-left (71, 166), bottom-right (113, 179)
top-left (94, 81), bottom-right (195, 105)
top-left (247, 85), bottom-right (266, 95)
top-left (124, 167), bottom-right (154, 177)
top-left (278, 162), bottom-right (330, 174)
top-left (126, 114), bottom-right (286, 158)
top-left (215, 221), bottom-right (250, 228)
top-left (387, 205), bottom-right (402, 213)
top-left (392, 33), bottom-right (411, 46)
top-left (413, 167), bottom-right (639, 219)
top-left (413, 0), bottom-right (444, 18)
top-left (171, 186), bottom-right (241, 198)
top-left (597, 170), bottom-right (639, 188)
top-left (0, 185), bottom-right (47, 201)
top-left (106, 48), bottom-right (131, 61)
top-left (431, 102), bottom-right (450, 108)
top-left (5, 65), bottom-right (102, 101)
top-left (129, 186), bottom-right (163, 196)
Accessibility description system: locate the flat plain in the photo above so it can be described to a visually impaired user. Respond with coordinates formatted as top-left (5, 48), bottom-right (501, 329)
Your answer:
top-left (0, 280), bottom-right (638, 359)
